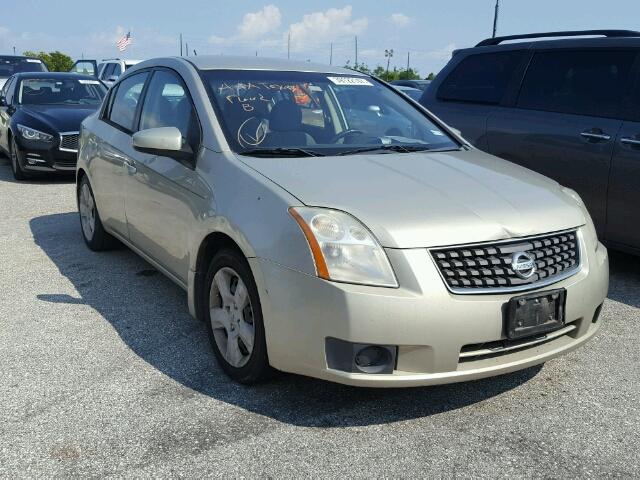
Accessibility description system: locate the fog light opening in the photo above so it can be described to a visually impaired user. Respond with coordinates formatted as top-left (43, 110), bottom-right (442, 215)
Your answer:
top-left (354, 346), bottom-right (392, 374)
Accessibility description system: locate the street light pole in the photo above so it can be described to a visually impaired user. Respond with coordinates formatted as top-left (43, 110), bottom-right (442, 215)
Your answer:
top-left (492, 0), bottom-right (500, 38)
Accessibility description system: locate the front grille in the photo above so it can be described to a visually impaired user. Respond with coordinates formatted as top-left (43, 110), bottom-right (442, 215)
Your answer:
top-left (59, 132), bottom-right (79, 152)
top-left (431, 230), bottom-right (580, 293)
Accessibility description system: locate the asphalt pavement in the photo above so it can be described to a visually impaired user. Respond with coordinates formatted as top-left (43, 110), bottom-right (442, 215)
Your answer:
top-left (0, 157), bottom-right (638, 478)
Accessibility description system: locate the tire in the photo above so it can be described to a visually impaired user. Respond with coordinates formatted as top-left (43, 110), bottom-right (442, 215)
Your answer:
top-left (77, 175), bottom-right (118, 251)
top-left (9, 136), bottom-right (29, 181)
top-left (204, 249), bottom-right (272, 384)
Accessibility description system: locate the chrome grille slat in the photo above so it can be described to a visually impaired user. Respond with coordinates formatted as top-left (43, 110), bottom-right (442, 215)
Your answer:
top-left (59, 132), bottom-right (80, 153)
top-left (431, 230), bottom-right (581, 294)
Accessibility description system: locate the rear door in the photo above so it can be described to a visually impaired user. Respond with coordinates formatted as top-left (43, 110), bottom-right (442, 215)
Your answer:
top-left (486, 48), bottom-right (637, 236)
top-left (606, 66), bottom-right (640, 251)
top-left (420, 50), bottom-right (527, 150)
top-left (91, 71), bottom-right (150, 237)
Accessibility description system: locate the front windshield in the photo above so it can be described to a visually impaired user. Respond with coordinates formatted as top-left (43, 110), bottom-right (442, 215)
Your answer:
top-left (202, 70), bottom-right (458, 156)
top-left (0, 57), bottom-right (46, 79)
top-left (18, 77), bottom-right (107, 106)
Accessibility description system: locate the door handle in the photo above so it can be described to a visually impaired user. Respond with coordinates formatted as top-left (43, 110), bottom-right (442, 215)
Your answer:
top-left (580, 130), bottom-right (611, 142)
top-left (620, 137), bottom-right (640, 147)
top-left (123, 159), bottom-right (137, 174)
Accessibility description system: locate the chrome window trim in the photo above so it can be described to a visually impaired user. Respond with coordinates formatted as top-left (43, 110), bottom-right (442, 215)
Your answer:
top-left (429, 227), bottom-right (583, 295)
top-left (59, 131), bottom-right (80, 153)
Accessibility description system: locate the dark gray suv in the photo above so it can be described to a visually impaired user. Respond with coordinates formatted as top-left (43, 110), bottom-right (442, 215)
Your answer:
top-left (420, 30), bottom-right (640, 255)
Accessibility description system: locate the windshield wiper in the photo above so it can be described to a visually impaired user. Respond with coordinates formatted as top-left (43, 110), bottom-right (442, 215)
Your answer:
top-left (239, 147), bottom-right (325, 158)
top-left (336, 144), bottom-right (442, 156)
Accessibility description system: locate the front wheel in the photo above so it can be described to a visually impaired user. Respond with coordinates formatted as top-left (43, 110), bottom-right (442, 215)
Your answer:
top-left (77, 176), bottom-right (118, 251)
top-left (10, 136), bottom-right (29, 181)
top-left (204, 249), bottom-right (271, 384)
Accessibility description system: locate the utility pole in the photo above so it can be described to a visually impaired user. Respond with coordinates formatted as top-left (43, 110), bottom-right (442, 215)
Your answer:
top-left (492, 0), bottom-right (500, 38)
top-left (193, 49), bottom-right (197, 56)
top-left (186, 42), bottom-right (189, 56)
top-left (385, 49), bottom-right (394, 79)
top-left (13, 46), bottom-right (16, 55)
top-left (406, 51), bottom-right (410, 72)
top-left (180, 33), bottom-right (183, 56)
top-left (287, 31), bottom-right (291, 59)
top-left (329, 42), bottom-right (333, 65)
top-left (355, 36), bottom-right (358, 68)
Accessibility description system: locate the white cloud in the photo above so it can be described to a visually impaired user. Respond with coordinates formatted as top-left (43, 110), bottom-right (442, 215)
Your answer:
top-left (287, 6), bottom-right (368, 52)
top-left (427, 43), bottom-right (456, 60)
top-left (211, 4), bottom-right (282, 46)
top-left (389, 13), bottom-right (410, 27)
top-left (238, 5), bottom-right (281, 39)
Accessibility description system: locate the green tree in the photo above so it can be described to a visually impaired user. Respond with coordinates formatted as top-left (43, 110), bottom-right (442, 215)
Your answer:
top-left (426, 72), bottom-right (436, 80)
top-left (23, 50), bottom-right (73, 72)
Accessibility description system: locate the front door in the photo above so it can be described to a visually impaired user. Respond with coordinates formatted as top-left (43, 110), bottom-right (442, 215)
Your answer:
top-left (124, 68), bottom-right (206, 283)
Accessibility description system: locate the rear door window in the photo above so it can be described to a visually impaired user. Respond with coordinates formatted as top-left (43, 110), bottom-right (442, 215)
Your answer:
top-left (437, 51), bottom-right (525, 104)
top-left (516, 50), bottom-right (637, 118)
top-left (107, 72), bottom-right (149, 132)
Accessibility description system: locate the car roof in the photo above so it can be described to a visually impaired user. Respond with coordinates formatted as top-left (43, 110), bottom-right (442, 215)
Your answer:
top-left (11, 72), bottom-right (101, 81)
top-left (457, 31), bottom-right (640, 56)
top-left (0, 55), bottom-right (41, 61)
top-left (174, 55), bottom-right (363, 75)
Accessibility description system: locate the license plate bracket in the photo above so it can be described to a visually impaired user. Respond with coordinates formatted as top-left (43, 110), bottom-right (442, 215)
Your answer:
top-left (506, 289), bottom-right (566, 340)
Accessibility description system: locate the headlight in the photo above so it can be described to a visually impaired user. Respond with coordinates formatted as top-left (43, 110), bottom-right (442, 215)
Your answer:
top-left (289, 207), bottom-right (398, 287)
top-left (562, 187), bottom-right (598, 250)
top-left (561, 187), bottom-right (585, 208)
top-left (17, 124), bottom-right (53, 142)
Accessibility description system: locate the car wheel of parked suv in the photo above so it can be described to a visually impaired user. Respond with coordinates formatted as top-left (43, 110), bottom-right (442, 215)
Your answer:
top-left (205, 249), bottom-right (271, 384)
top-left (10, 137), bottom-right (29, 181)
top-left (77, 176), bottom-right (118, 251)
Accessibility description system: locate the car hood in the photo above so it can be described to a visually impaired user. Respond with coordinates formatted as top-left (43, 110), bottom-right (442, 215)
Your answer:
top-left (239, 149), bottom-right (586, 248)
top-left (20, 105), bottom-right (98, 133)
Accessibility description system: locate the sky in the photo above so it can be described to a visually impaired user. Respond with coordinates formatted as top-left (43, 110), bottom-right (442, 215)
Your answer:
top-left (3, 0), bottom-right (640, 77)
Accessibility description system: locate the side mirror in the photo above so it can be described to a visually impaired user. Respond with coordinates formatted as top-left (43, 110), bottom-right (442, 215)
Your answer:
top-left (132, 127), bottom-right (193, 160)
top-left (367, 105), bottom-right (382, 116)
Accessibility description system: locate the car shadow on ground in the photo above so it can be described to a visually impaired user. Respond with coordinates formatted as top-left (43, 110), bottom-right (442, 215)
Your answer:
top-left (0, 156), bottom-right (75, 185)
top-left (30, 212), bottom-right (551, 427)
top-left (607, 251), bottom-right (640, 309)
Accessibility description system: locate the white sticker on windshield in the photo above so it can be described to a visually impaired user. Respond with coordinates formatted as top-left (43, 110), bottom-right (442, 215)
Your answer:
top-left (25, 59), bottom-right (42, 63)
top-left (327, 76), bottom-right (373, 86)
top-left (78, 79), bottom-right (100, 85)
top-left (430, 129), bottom-right (444, 136)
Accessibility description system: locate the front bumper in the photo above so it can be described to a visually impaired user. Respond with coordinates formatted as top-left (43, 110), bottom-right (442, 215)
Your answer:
top-left (15, 137), bottom-right (77, 173)
top-left (251, 229), bottom-right (609, 387)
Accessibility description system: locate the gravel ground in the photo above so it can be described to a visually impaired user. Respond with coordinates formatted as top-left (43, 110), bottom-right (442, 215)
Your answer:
top-left (0, 157), bottom-right (638, 478)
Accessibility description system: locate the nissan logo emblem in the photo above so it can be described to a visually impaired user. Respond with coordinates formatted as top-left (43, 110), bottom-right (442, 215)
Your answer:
top-left (511, 252), bottom-right (537, 279)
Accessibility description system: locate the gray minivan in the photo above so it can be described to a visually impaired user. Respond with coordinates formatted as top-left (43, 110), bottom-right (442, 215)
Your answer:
top-left (421, 30), bottom-right (640, 255)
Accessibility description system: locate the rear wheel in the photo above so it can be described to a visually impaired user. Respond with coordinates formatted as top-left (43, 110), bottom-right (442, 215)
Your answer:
top-left (204, 249), bottom-right (271, 383)
top-left (10, 136), bottom-right (29, 181)
top-left (78, 176), bottom-right (118, 251)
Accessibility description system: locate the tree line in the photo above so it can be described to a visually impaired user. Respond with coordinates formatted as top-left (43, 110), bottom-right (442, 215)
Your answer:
top-left (344, 62), bottom-right (435, 81)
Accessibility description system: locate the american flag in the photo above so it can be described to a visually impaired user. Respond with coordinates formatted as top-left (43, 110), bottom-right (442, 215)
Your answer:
top-left (116, 31), bottom-right (132, 51)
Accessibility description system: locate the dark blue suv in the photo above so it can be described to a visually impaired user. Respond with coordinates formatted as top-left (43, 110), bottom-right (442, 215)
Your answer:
top-left (420, 30), bottom-right (640, 255)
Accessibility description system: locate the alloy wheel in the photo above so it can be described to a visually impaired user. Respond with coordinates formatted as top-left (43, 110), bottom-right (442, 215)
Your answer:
top-left (78, 183), bottom-right (96, 241)
top-left (209, 267), bottom-right (255, 368)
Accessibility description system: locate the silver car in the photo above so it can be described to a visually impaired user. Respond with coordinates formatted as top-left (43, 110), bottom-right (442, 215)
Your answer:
top-left (76, 56), bottom-right (609, 387)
